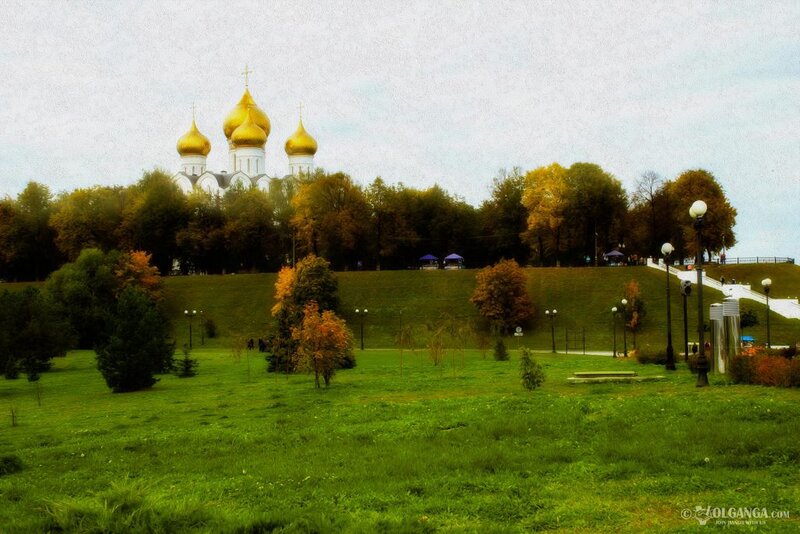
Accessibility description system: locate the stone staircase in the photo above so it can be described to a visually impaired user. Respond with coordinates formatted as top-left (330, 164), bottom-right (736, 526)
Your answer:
top-left (646, 259), bottom-right (800, 319)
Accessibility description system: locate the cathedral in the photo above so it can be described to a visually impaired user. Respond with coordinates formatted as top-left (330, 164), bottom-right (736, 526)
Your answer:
top-left (172, 74), bottom-right (318, 194)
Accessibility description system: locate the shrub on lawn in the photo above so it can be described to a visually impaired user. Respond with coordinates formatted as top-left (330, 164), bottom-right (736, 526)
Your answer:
top-left (729, 355), bottom-right (756, 384)
top-left (0, 454), bottom-right (23, 476)
top-left (635, 346), bottom-right (666, 365)
top-left (519, 348), bottom-right (545, 390)
top-left (729, 346), bottom-right (800, 388)
top-left (493, 338), bottom-right (508, 361)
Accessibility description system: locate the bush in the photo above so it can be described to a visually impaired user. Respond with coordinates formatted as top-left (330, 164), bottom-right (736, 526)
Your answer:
top-left (0, 454), bottom-right (23, 476)
top-left (96, 287), bottom-right (175, 393)
top-left (729, 349), bottom-right (800, 388)
top-left (754, 356), bottom-right (793, 387)
top-left (729, 355), bottom-right (756, 384)
top-left (204, 317), bottom-right (217, 339)
top-left (174, 344), bottom-right (198, 378)
top-left (493, 338), bottom-right (509, 361)
top-left (519, 348), bottom-right (545, 390)
top-left (635, 346), bottom-right (666, 365)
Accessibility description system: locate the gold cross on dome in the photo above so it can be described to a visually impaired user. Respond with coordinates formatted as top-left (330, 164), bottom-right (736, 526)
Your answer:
top-left (298, 102), bottom-right (304, 120)
top-left (191, 102), bottom-right (196, 120)
top-left (241, 64), bottom-right (253, 87)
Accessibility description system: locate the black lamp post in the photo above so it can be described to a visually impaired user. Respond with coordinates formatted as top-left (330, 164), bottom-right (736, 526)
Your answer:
top-left (690, 200), bottom-right (709, 387)
top-left (762, 278), bottom-right (772, 348)
top-left (620, 298), bottom-right (629, 357)
top-left (611, 306), bottom-right (618, 358)
top-left (662, 242), bottom-right (676, 370)
top-left (681, 280), bottom-right (692, 362)
top-left (545, 309), bottom-right (557, 353)
top-left (184, 309), bottom-right (196, 349)
top-left (355, 308), bottom-right (368, 350)
top-left (199, 310), bottom-right (205, 346)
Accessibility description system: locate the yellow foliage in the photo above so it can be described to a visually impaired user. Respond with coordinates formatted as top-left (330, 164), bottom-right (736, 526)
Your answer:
top-left (271, 265), bottom-right (296, 317)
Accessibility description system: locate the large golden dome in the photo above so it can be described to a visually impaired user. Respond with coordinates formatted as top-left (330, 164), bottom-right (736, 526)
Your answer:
top-left (231, 109), bottom-right (267, 148)
top-left (223, 88), bottom-right (270, 139)
top-left (176, 119), bottom-right (211, 156)
top-left (284, 119), bottom-right (318, 156)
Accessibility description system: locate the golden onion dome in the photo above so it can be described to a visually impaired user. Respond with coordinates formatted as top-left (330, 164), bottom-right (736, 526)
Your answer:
top-left (176, 119), bottom-right (211, 156)
top-left (284, 119), bottom-right (318, 156)
top-left (223, 88), bottom-right (270, 139)
top-left (231, 109), bottom-right (267, 148)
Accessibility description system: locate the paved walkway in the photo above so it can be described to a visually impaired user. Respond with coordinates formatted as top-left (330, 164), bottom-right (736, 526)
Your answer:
top-left (646, 259), bottom-right (800, 319)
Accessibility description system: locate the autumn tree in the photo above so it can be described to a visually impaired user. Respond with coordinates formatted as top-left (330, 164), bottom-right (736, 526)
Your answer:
top-left (366, 177), bottom-right (417, 270)
top-left (668, 169), bottom-right (737, 260)
top-left (623, 280), bottom-right (646, 347)
top-left (565, 163), bottom-right (628, 265)
top-left (223, 186), bottom-right (279, 272)
top-left (119, 169), bottom-right (189, 274)
top-left (291, 301), bottom-right (354, 388)
top-left (175, 191), bottom-right (228, 274)
top-left (0, 182), bottom-right (62, 281)
top-left (522, 163), bottom-right (569, 266)
top-left (50, 186), bottom-right (126, 261)
top-left (470, 259), bottom-right (534, 335)
top-left (480, 168), bottom-right (529, 265)
top-left (291, 172), bottom-right (371, 269)
top-left (46, 248), bottom-right (164, 348)
top-left (268, 254), bottom-right (341, 373)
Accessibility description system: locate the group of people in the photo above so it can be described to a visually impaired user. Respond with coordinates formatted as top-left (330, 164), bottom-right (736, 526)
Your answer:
top-left (246, 338), bottom-right (268, 352)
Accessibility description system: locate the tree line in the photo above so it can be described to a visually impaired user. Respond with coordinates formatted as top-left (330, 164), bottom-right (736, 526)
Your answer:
top-left (0, 164), bottom-right (736, 280)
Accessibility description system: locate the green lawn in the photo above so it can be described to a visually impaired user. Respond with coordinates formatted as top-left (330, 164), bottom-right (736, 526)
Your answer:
top-left (2, 348), bottom-right (799, 532)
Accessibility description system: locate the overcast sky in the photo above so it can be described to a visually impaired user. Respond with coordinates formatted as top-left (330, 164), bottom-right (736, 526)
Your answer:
top-left (1, 1), bottom-right (798, 262)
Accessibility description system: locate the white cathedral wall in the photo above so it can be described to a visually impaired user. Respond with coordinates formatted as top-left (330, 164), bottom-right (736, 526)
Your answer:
top-left (180, 155), bottom-right (207, 176)
top-left (256, 176), bottom-right (271, 192)
top-left (233, 147), bottom-right (265, 177)
top-left (229, 172), bottom-right (252, 190)
top-left (288, 155), bottom-right (314, 176)
top-left (173, 174), bottom-right (194, 195)
top-left (196, 174), bottom-right (221, 195)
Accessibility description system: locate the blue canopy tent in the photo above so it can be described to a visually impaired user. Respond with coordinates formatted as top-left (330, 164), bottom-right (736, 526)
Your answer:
top-left (603, 249), bottom-right (625, 266)
top-left (444, 253), bottom-right (465, 270)
top-left (419, 254), bottom-right (439, 270)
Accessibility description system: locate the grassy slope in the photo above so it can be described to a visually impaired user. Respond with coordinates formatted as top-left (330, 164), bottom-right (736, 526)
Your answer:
top-left (2, 349), bottom-right (799, 532)
top-left (162, 266), bottom-right (800, 352)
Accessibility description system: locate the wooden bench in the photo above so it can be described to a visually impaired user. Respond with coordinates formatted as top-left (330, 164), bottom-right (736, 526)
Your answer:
top-left (568, 371), bottom-right (665, 384)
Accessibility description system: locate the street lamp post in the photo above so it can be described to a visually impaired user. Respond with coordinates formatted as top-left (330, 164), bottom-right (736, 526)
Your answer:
top-left (355, 308), bottom-right (368, 350)
top-left (621, 298), bottom-right (628, 357)
top-left (611, 306), bottom-right (618, 358)
top-left (681, 280), bottom-right (692, 362)
top-left (690, 200), bottom-right (709, 387)
top-left (184, 309), bottom-right (196, 349)
top-left (762, 278), bottom-right (772, 348)
top-left (200, 310), bottom-right (205, 346)
top-left (545, 309), bottom-right (557, 353)
top-left (662, 242), bottom-right (676, 370)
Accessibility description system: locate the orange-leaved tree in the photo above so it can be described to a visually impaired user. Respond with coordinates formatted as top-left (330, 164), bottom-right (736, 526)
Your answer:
top-left (470, 259), bottom-right (534, 335)
top-left (291, 301), bottom-right (354, 388)
top-left (115, 250), bottom-right (162, 300)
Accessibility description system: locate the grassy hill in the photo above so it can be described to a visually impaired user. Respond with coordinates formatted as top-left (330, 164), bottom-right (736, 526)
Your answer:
top-left (162, 265), bottom-right (800, 352)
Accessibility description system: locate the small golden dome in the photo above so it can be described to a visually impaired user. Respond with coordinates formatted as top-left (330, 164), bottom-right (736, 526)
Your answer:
top-left (223, 88), bottom-right (270, 139)
top-left (285, 119), bottom-right (318, 156)
top-left (231, 109), bottom-right (267, 148)
top-left (176, 119), bottom-right (211, 156)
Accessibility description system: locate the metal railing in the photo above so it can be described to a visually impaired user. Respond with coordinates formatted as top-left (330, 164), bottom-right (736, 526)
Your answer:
top-left (718, 257), bottom-right (794, 265)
